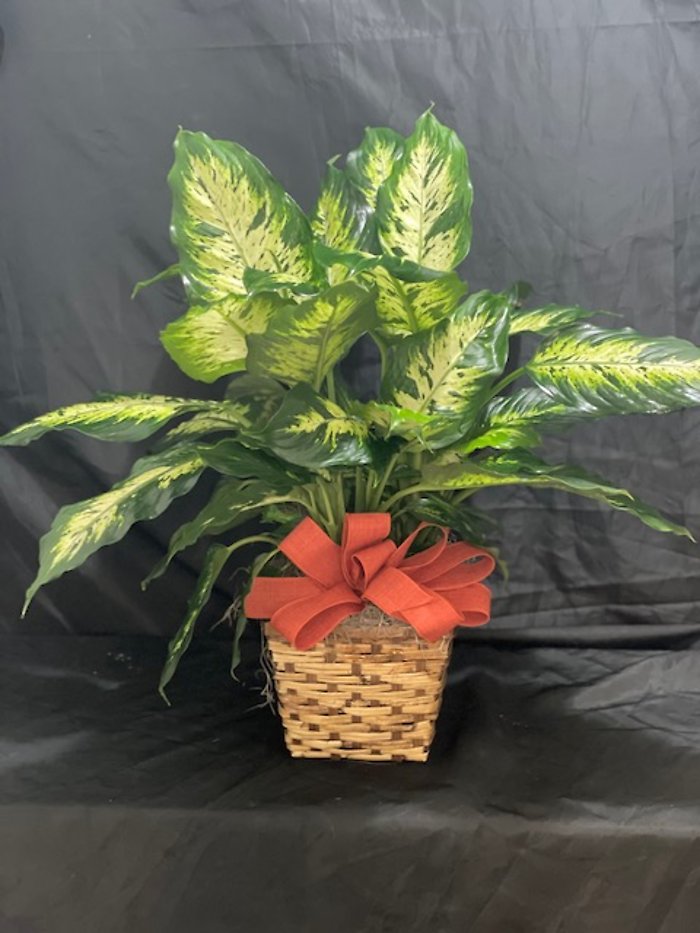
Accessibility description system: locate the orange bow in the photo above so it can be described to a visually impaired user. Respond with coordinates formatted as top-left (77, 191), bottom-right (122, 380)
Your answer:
top-left (244, 513), bottom-right (495, 649)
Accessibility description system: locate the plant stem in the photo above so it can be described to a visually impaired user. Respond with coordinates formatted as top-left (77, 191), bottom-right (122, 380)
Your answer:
top-left (490, 366), bottom-right (525, 397)
top-left (354, 467), bottom-right (365, 512)
top-left (382, 483), bottom-right (434, 512)
top-left (369, 451), bottom-right (401, 510)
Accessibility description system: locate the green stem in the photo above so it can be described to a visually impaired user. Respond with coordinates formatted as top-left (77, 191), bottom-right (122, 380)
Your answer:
top-left (226, 534), bottom-right (280, 556)
top-left (490, 366), bottom-right (525, 398)
top-left (369, 451), bottom-right (401, 510)
top-left (382, 483), bottom-right (434, 512)
top-left (354, 467), bottom-right (364, 512)
top-left (316, 481), bottom-right (338, 538)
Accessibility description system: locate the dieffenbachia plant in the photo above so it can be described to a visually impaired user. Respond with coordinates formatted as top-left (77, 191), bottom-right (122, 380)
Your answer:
top-left (4, 110), bottom-right (699, 698)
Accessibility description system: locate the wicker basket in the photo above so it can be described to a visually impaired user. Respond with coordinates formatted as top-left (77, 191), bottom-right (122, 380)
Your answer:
top-left (265, 609), bottom-right (453, 762)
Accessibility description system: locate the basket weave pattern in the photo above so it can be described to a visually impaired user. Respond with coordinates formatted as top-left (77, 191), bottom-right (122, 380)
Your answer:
top-left (265, 610), bottom-right (452, 762)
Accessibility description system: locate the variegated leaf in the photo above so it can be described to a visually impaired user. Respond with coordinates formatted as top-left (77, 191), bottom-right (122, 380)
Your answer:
top-left (0, 395), bottom-right (226, 447)
top-left (169, 129), bottom-right (314, 300)
top-left (252, 383), bottom-right (372, 468)
top-left (346, 127), bottom-right (404, 210)
top-left (225, 374), bottom-right (285, 422)
top-left (312, 162), bottom-right (371, 253)
top-left (160, 293), bottom-right (280, 383)
top-left (242, 267), bottom-right (317, 298)
top-left (157, 411), bottom-right (246, 448)
top-left (159, 543), bottom-right (232, 701)
top-left (376, 111), bottom-right (472, 272)
top-left (381, 291), bottom-right (511, 447)
top-left (526, 324), bottom-right (700, 415)
top-left (422, 452), bottom-right (693, 538)
top-left (510, 303), bottom-right (596, 335)
top-left (369, 263), bottom-right (466, 337)
top-left (461, 387), bottom-right (583, 453)
top-left (246, 282), bottom-right (374, 390)
top-left (23, 446), bottom-right (207, 613)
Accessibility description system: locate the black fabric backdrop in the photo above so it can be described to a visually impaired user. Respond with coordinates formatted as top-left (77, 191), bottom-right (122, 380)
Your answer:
top-left (3, 3), bottom-right (700, 931)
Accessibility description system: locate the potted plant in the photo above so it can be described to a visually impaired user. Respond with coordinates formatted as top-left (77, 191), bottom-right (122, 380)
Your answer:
top-left (3, 110), bottom-right (699, 762)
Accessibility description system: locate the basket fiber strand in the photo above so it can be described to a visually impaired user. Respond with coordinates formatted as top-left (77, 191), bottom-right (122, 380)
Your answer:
top-left (265, 611), bottom-right (452, 762)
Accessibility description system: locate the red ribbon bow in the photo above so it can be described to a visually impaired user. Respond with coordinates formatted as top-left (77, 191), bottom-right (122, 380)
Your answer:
top-left (244, 513), bottom-right (495, 649)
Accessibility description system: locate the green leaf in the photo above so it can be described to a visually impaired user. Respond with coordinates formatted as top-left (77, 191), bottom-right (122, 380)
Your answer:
top-left (422, 452), bottom-right (694, 539)
top-left (160, 293), bottom-right (279, 383)
top-left (224, 374), bottom-right (286, 421)
top-left (0, 394), bottom-right (226, 447)
top-left (197, 437), bottom-right (309, 487)
top-left (131, 263), bottom-right (181, 300)
top-left (251, 383), bottom-right (373, 469)
top-left (381, 291), bottom-right (511, 447)
top-left (168, 129), bottom-right (314, 301)
top-left (405, 494), bottom-right (506, 576)
top-left (369, 263), bottom-right (466, 337)
top-left (156, 410), bottom-right (246, 448)
top-left (246, 282), bottom-right (374, 390)
top-left (461, 387), bottom-right (582, 453)
top-left (376, 111), bottom-right (473, 272)
top-left (346, 127), bottom-right (404, 210)
top-left (143, 478), bottom-right (292, 587)
top-left (24, 446), bottom-right (207, 613)
top-left (311, 162), bottom-right (371, 252)
top-left (526, 324), bottom-right (700, 416)
top-left (159, 543), bottom-right (232, 701)
top-left (510, 303), bottom-right (596, 335)
top-left (242, 267), bottom-right (317, 298)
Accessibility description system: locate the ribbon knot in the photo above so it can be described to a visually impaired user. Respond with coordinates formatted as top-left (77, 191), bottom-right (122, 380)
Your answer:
top-left (244, 513), bottom-right (495, 650)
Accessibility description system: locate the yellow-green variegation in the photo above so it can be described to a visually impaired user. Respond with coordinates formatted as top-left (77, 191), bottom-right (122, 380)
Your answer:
top-left (370, 264), bottom-right (466, 337)
top-left (0, 394), bottom-right (233, 446)
top-left (312, 161), bottom-right (371, 254)
top-left (169, 130), bottom-right (314, 301)
top-left (376, 111), bottom-right (473, 272)
top-left (246, 282), bottom-right (374, 390)
top-left (381, 291), bottom-right (510, 447)
top-left (346, 127), bottom-right (404, 210)
top-left (527, 324), bottom-right (700, 415)
top-left (160, 293), bottom-right (280, 383)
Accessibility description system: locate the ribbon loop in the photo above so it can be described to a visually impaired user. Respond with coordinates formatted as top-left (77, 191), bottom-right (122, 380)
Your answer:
top-left (245, 513), bottom-right (494, 649)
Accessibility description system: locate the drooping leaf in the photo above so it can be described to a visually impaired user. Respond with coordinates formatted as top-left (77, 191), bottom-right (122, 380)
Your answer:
top-left (24, 445), bottom-right (208, 613)
top-left (346, 127), bottom-right (404, 210)
top-left (160, 293), bottom-right (280, 383)
top-left (158, 543), bottom-right (232, 701)
top-left (0, 395), bottom-right (227, 447)
top-left (381, 291), bottom-right (511, 447)
top-left (422, 452), bottom-right (694, 539)
top-left (376, 111), bottom-right (473, 272)
top-left (168, 129), bottom-right (314, 301)
top-left (250, 383), bottom-right (373, 469)
top-left (311, 162), bottom-right (371, 253)
top-left (369, 263), bottom-right (466, 337)
top-left (510, 303), bottom-right (596, 335)
top-left (526, 324), bottom-right (700, 416)
top-left (131, 263), bottom-right (181, 300)
top-left (246, 282), bottom-right (374, 390)
top-left (143, 478), bottom-right (295, 586)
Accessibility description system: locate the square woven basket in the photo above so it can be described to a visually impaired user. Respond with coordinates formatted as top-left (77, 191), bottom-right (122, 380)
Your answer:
top-left (265, 609), bottom-right (453, 762)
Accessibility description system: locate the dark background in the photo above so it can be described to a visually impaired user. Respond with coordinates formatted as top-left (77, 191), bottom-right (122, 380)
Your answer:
top-left (2, 0), bottom-right (700, 641)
